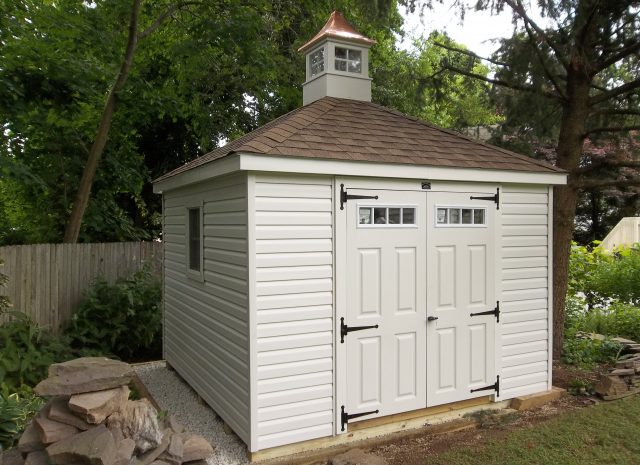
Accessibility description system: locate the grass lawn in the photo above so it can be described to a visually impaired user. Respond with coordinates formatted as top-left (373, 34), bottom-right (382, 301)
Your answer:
top-left (428, 396), bottom-right (640, 465)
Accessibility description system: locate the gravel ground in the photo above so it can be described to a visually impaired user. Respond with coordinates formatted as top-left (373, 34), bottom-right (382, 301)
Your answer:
top-left (134, 361), bottom-right (249, 465)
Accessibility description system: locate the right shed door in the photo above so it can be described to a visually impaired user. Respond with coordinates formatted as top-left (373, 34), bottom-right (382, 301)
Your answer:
top-left (426, 190), bottom-right (498, 406)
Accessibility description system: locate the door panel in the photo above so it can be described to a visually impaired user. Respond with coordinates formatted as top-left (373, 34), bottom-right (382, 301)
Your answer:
top-left (345, 189), bottom-right (427, 420)
top-left (427, 191), bottom-right (497, 406)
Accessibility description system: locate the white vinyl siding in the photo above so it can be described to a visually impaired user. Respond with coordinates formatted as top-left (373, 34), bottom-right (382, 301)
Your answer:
top-left (500, 185), bottom-right (550, 399)
top-left (163, 173), bottom-right (250, 444)
top-left (250, 174), bottom-right (334, 451)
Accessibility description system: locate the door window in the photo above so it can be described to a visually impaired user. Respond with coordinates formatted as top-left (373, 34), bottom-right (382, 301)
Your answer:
top-left (436, 206), bottom-right (486, 227)
top-left (358, 206), bottom-right (417, 227)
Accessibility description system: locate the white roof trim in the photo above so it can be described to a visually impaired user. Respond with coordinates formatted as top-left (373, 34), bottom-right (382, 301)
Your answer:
top-left (238, 153), bottom-right (567, 185)
top-left (154, 152), bottom-right (567, 193)
top-left (153, 154), bottom-right (241, 193)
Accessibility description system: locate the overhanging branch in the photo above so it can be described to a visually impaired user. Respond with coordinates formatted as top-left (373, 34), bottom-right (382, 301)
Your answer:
top-left (575, 179), bottom-right (640, 189)
top-left (589, 79), bottom-right (640, 106)
top-left (585, 125), bottom-right (640, 136)
top-left (432, 41), bottom-right (510, 67)
top-left (138, 1), bottom-right (202, 40)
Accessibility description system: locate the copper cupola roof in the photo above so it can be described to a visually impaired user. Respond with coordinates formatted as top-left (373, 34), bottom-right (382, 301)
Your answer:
top-left (298, 11), bottom-right (377, 52)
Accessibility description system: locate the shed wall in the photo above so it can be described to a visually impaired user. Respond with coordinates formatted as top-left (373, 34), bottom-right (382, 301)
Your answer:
top-left (250, 173), bottom-right (334, 451)
top-left (162, 173), bottom-right (251, 444)
top-left (499, 184), bottom-right (551, 398)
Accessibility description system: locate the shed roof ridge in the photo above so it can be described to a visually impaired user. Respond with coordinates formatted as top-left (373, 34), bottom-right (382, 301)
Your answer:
top-left (362, 99), bottom-right (563, 173)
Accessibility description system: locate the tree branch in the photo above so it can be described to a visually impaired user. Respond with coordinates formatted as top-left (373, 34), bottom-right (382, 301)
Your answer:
top-left (574, 159), bottom-right (640, 175)
top-left (138, 0), bottom-right (201, 40)
top-left (520, 19), bottom-right (567, 100)
top-left (443, 64), bottom-right (561, 100)
top-left (504, 0), bottom-right (569, 70)
top-left (432, 41), bottom-right (510, 67)
top-left (589, 78), bottom-right (640, 106)
top-left (584, 125), bottom-right (640, 136)
top-left (575, 179), bottom-right (640, 189)
top-left (591, 108), bottom-right (640, 117)
top-left (594, 40), bottom-right (640, 74)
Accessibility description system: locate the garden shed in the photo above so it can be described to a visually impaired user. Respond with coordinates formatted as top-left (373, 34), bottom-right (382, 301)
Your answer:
top-left (153, 11), bottom-right (567, 458)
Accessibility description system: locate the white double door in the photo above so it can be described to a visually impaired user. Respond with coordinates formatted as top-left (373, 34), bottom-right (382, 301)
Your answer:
top-left (342, 186), bottom-right (497, 425)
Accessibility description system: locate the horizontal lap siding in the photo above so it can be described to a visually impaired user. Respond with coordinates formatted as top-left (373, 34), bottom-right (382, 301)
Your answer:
top-left (163, 173), bottom-right (250, 443)
top-left (500, 185), bottom-right (550, 399)
top-left (253, 175), bottom-right (334, 451)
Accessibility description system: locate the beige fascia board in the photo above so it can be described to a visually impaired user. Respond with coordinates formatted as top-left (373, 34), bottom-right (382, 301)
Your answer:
top-left (152, 154), bottom-right (241, 193)
top-left (238, 153), bottom-right (568, 185)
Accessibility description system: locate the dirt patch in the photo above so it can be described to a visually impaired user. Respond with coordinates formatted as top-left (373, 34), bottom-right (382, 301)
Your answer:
top-left (552, 361), bottom-right (610, 392)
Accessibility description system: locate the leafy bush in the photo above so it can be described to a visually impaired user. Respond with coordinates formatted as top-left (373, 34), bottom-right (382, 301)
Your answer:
top-left (65, 267), bottom-right (162, 361)
top-left (562, 331), bottom-right (622, 368)
top-left (0, 385), bottom-right (43, 448)
top-left (0, 311), bottom-right (77, 391)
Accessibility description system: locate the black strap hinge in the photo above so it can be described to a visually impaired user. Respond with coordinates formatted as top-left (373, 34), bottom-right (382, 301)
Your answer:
top-left (470, 188), bottom-right (500, 209)
top-left (340, 317), bottom-right (378, 343)
top-left (470, 375), bottom-right (500, 397)
top-left (470, 301), bottom-right (500, 323)
top-left (340, 184), bottom-right (378, 210)
top-left (341, 405), bottom-right (379, 431)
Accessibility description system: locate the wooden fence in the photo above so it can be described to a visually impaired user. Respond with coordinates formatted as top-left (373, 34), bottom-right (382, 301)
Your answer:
top-left (0, 242), bottom-right (162, 332)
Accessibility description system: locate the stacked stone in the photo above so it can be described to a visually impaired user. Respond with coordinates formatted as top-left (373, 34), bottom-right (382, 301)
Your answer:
top-left (5, 358), bottom-right (213, 465)
top-left (595, 343), bottom-right (640, 400)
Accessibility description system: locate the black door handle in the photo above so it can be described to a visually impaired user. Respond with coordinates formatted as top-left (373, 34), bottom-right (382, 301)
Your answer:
top-left (427, 316), bottom-right (439, 321)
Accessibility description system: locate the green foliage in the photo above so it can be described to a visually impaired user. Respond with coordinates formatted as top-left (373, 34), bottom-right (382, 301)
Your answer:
top-left (65, 267), bottom-right (162, 361)
top-left (0, 311), bottom-right (77, 392)
top-left (561, 332), bottom-right (622, 368)
top-left (0, 260), bottom-right (10, 315)
top-left (0, 385), bottom-right (43, 449)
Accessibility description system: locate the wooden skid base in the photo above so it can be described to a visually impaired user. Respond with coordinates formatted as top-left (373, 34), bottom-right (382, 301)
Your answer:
top-left (511, 386), bottom-right (566, 410)
top-left (249, 396), bottom-right (511, 463)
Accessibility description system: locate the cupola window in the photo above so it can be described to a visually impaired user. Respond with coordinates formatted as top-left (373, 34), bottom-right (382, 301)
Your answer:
top-left (309, 47), bottom-right (325, 76)
top-left (335, 47), bottom-right (361, 73)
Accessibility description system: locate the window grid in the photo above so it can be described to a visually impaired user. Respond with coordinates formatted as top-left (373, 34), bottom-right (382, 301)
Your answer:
top-left (335, 47), bottom-right (362, 74)
top-left (436, 207), bottom-right (486, 227)
top-left (358, 206), bottom-right (417, 227)
top-left (309, 47), bottom-right (325, 76)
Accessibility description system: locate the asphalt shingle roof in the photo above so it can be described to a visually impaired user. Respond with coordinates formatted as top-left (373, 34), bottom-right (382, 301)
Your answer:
top-left (155, 96), bottom-right (562, 183)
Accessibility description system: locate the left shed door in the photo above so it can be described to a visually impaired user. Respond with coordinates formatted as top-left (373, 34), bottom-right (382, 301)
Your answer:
top-left (343, 188), bottom-right (427, 423)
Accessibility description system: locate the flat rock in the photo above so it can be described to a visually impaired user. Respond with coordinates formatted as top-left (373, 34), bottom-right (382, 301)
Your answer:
top-left (46, 425), bottom-right (116, 465)
top-left (34, 415), bottom-right (79, 444)
top-left (24, 451), bottom-right (49, 465)
top-left (1, 449), bottom-right (26, 465)
top-left (69, 386), bottom-right (130, 424)
top-left (134, 430), bottom-right (170, 465)
top-left (47, 396), bottom-right (91, 430)
top-left (610, 368), bottom-right (635, 376)
top-left (149, 462), bottom-right (171, 465)
top-left (35, 358), bottom-right (133, 397)
top-left (182, 435), bottom-right (214, 463)
top-left (330, 448), bottom-right (388, 465)
top-left (114, 438), bottom-right (136, 465)
top-left (595, 375), bottom-right (629, 397)
top-left (158, 433), bottom-right (183, 465)
top-left (106, 399), bottom-right (163, 454)
top-left (612, 336), bottom-right (637, 345)
top-left (18, 422), bottom-right (44, 453)
top-left (166, 415), bottom-right (184, 434)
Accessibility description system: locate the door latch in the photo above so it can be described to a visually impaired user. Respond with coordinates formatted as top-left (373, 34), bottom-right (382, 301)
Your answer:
top-left (470, 375), bottom-right (500, 397)
top-left (341, 405), bottom-right (379, 431)
top-left (340, 317), bottom-right (378, 343)
top-left (427, 316), bottom-right (439, 321)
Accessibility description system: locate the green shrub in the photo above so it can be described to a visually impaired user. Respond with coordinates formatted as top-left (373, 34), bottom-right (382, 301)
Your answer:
top-left (65, 266), bottom-right (162, 361)
top-left (0, 311), bottom-right (77, 391)
top-left (0, 385), bottom-right (43, 448)
top-left (562, 332), bottom-right (622, 368)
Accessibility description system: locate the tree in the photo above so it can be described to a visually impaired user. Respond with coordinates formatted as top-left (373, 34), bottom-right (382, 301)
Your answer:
top-left (439, 0), bottom-right (640, 357)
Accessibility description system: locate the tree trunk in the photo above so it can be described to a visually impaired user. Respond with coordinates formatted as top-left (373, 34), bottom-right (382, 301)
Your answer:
top-left (551, 57), bottom-right (591, 359)
top-left (63, 0), bottom-right (142, 243)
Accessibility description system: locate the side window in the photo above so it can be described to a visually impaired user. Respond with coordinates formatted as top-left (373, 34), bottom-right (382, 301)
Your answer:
top-left (335, 47), bottom-right (362, 73)
top-left (309, 47), bottom-right (325, 76)
top-left (187, 206), bottom-right (203, 275)
top-left (436, 207), bottom-right (486, 227)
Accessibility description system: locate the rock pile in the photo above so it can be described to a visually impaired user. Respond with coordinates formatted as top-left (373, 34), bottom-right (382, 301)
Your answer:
top-left (10, 358), bottom-right (213, 465)
top-left (595, 339), bottom-right (640, 400)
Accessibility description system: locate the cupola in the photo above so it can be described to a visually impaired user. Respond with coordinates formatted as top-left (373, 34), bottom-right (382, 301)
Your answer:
top-left (298, 11), bottom-right (376, 105)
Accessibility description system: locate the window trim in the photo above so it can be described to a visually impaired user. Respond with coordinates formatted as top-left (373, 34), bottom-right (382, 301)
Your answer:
top-left (434, 205), bottom-right (488, 228)
top-left (185, 200), bottom-right (204, 281)
top-left (357, 203), bottom-right (419, 228)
